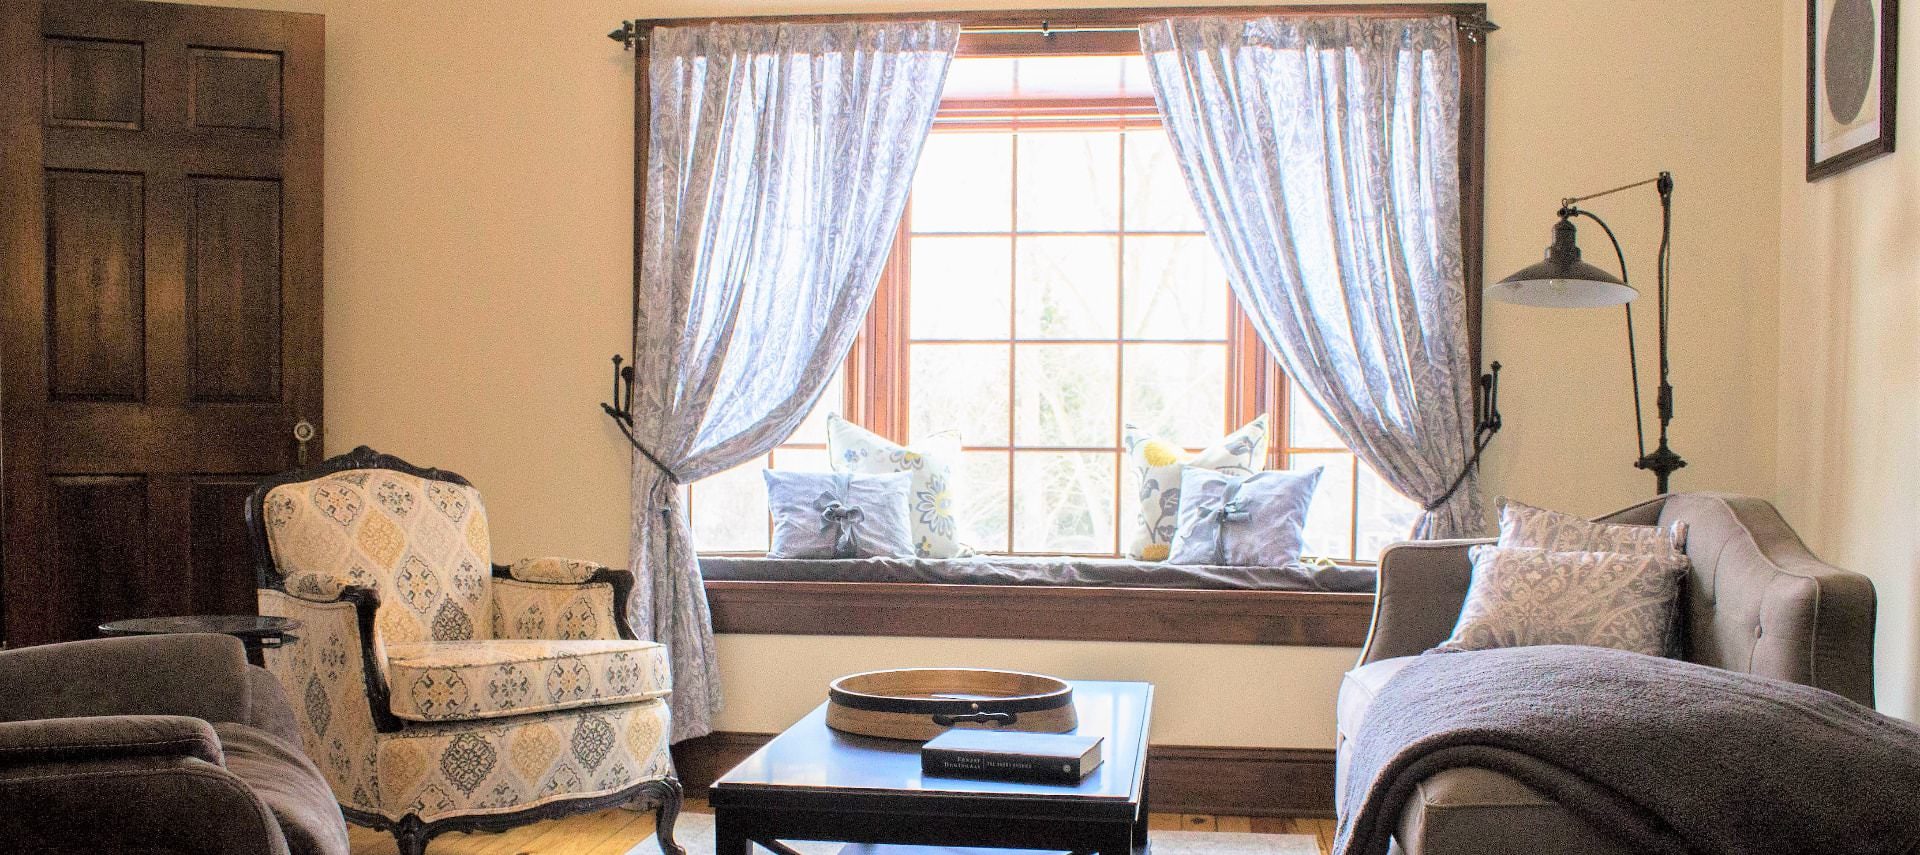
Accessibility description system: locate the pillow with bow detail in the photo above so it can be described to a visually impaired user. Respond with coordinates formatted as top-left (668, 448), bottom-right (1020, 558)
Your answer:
top-left (1166, 466), bottom-right (1322, 566)
top-left (765, 470), bottom-right (917, 560)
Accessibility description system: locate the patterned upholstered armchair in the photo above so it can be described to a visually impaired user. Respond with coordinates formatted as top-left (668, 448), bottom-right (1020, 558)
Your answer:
top-left (247, 447), bottom-right (683, 855)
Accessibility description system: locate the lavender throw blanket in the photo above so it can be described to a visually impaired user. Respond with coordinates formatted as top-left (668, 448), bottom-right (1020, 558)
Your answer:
top-left (1338, 645), bottom-right (1920, 855)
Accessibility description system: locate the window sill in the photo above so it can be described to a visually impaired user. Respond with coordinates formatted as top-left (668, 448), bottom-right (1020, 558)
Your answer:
top-left (704, 579), bottom-right (1374, 647)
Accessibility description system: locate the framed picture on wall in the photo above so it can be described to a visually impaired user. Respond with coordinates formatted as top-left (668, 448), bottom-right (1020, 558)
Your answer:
top-left (1808, 0), bottom-right (1898, 180)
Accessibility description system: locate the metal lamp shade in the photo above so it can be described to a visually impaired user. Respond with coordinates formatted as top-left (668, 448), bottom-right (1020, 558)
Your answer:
top-left (1486, 218), bottom-right (1639, 308)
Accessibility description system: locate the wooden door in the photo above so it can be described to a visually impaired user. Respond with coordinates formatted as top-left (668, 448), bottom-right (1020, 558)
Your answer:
top-left (0, 0), bottom-right (323, 646)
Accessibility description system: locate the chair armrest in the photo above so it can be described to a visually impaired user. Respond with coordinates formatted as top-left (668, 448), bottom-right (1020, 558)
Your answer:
top-left (491, 559), bottom-right (639, 640)
top-left (258, 585), bottom-right (404, 734)
top-left (1356, 538), bottom-right (1490, 666)
top-left (0, 723), bottom-right (291, 855)
top-left (0, 634), bottom-right (254, 725)
top-left (0, 716), bottom-right (222, 767)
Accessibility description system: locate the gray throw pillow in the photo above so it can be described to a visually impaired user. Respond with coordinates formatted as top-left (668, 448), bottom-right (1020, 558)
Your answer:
top-left (1497, 498), bottom-right (1688, 557)
top-left (1435, 545), bottom-right (1687, 657)
top-left (1166, 467), bottom-right (1321, 566)
top-left (765, 471), bottom-right (916, 560)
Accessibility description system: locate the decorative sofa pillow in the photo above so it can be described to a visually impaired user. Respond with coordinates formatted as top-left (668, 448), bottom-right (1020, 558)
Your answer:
top-left (1435, 545), bottom-right (1687, 657)
top-left (1124, 415), bottom-right (1270, 560)
top-left (1497, 498), bottom-right (1688, 557)
top-left (826, 415), bottom-right (969, 558)
top-left (1166, 466), bottom-right (1322, 566)
top-left (765, 470), bottom-right (917, 560)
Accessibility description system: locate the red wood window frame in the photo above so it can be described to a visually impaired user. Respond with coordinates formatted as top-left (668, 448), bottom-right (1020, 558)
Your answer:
top-left (677, 5), bottom-right (1487, 565)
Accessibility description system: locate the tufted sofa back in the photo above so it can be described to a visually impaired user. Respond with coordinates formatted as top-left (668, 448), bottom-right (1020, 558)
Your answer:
top-left (261, 468), bottom-right (493, 645)
top-left (1601, 493), bottom-right (1878, 706)
top-left (1362, 492), bottom-right (1877, 708)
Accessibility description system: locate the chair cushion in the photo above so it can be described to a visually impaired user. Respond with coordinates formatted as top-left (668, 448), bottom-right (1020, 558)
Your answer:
top-left (373, 697), bottom-right (673, 825)
top-left (385, 639), bottom-right (670, 722)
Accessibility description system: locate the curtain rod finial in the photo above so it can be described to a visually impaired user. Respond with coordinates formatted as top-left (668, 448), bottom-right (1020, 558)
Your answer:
top-left (609, 21), bottom-right (637, 50)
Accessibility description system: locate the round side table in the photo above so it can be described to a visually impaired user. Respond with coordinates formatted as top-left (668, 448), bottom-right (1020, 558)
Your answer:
top-left (99, 615), bottom-right (302, 666)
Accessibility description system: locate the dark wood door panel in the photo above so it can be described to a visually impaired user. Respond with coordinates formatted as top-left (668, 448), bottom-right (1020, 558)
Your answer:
top-left (187, 175), bottom-right (281, 402)
top-left (188, 47), bottom-right (282, 134)
top-left (186, 477), bottom-right (268, 616)
top-left (43, 36), bottom-right (142, 130)
top-left (2, 0), bottom-right (323, 646)
top-left (46, 475), bottom-right (160, 642)
top-left (45, 168), bottom-right (146, 402)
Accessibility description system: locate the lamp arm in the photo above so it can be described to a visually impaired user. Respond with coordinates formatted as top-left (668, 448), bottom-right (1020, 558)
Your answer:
top-left (1558, 207), bottom-right (1649, 463)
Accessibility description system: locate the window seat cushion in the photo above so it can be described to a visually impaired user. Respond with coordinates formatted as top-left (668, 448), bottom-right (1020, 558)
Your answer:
top-left (699, 554), bottom-right (1375, 593)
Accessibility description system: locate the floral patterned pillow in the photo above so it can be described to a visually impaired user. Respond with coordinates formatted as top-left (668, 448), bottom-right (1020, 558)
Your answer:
top-left (826, 414), bottom-right (969, 558)
top-left (1497, 498), bottom-right (1688, 558)
top-left (1123, 415), bottom-right (1269, 560)
top-left (1435, 545), bottom-right (1688, 657)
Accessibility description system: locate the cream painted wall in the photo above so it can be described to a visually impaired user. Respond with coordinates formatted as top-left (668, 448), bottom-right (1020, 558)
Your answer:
top-left (1777, 0), bottom-right (1920, 720)
top-left (165, 0), bottom-right (1785, 746)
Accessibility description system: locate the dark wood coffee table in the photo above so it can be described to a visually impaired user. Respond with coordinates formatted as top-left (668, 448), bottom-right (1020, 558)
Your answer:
top-left (711, 680), bottom-right (1154, 855)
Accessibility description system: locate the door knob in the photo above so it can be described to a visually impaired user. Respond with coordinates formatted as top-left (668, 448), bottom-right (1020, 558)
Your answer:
top-left (293, 419), bottom-right (316, 466)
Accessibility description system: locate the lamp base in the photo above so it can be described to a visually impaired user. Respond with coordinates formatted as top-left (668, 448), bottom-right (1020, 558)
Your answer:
top-left (1635, 443), bottom-right (1687, 494)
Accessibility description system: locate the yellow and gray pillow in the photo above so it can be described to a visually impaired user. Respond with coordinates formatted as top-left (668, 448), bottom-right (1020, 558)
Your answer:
top-left (826, 414), bottom-right (969, 558)
top-left (1123, 415), bottom-right (1269, 560)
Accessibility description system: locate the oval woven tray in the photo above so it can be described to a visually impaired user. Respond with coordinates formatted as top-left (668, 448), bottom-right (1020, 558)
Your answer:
top-left (826, 668), bottom-right (1077, 741)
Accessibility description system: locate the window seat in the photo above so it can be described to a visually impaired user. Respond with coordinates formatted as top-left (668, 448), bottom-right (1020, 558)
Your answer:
top-left (700, 554), bottom-right (1375, 593)
top-left (698, 555), bottom-right (1377, 647)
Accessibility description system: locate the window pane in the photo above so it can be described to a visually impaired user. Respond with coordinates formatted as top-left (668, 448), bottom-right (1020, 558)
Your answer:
top-left (961, 450), bottom-right (1010, 553)
top-left (1290, 452), bottom-right (1354, 561)
top-left (1122, 343), bottom-right (1227, 446)
top-left (1014, 344), bottom-right (1117, 447)
top-left (1016, 132), bottom-right (1120, 232)
top-left (690, 456), bottom-right (770, 553)
top-left (1012, 451), bottom-right (1115, 553)
top-left (1289, 384), bottom-right (1346, 450)
top-left (1122, 235), bottom-right (1230, 340)
top-left (1015, 236), bottom-right (1118, 339)
top-left (910, 237), bottom-right (1011, 340)
top-left (1356, 463), bottom-right (1421, 561)
top-left (941, 57), bottom-right (1017, 100)
top-left (911, 133), bottom-right (1012, 233)
top-left (770, 447), bottom-right (830, 473)
top-left (787, 367), bottom-right (844, 446)
top-left (1123, 130), bottom-right (1205, 232)
top-left (911, 343), bottom-right (1010, 445)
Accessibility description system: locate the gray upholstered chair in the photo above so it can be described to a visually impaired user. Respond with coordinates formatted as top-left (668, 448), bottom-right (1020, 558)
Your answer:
top-left (248, 447), bottom-right (683, 855)
top-left (1336, 492), bottom-right (1877, 855)
top-left (0, 633), bottom-right (351, 855)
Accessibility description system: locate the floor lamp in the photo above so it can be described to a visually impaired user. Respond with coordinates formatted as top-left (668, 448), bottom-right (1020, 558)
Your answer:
top-left (1486, 172), bottom-right (1685, 494)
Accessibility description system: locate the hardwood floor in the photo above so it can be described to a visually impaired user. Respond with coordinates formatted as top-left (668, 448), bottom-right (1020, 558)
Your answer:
top-left (345, 797), bottom-right (1339, 855)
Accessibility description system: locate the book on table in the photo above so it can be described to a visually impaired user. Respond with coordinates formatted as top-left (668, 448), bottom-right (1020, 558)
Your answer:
top-left (921, 729), bottom-right (1104, 785)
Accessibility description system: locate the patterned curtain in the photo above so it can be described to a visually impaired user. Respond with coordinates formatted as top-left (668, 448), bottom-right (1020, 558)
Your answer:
top-left (631, 21), bottom-right (957, 741)
top-left (1140, 15), bottom-right (1486, 538)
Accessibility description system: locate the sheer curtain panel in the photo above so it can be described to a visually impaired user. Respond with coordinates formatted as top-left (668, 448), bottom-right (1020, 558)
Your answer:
top-left (1141, 15), bottom-right (1485, 538)
top-left (630, 20), bottom-right (957, 741)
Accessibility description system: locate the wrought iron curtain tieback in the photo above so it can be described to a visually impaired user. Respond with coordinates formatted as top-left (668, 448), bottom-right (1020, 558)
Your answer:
top-left (601, 355), bottom-right (686, 490)
top-left (1423, 361), bottom-right (1503, 514)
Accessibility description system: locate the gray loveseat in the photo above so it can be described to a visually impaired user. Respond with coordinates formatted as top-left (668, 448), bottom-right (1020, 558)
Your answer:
top-left (1335, 492), bottom-right (1877, 855)
top-left (0, 633), bottom-right (350, 854)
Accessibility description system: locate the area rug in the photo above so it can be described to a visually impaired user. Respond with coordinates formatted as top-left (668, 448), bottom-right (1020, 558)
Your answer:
top-left (636, 813), bottom-right (1320, 855)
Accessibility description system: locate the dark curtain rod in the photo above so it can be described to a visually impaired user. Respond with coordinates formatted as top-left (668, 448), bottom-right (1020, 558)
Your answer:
top-left (609, 13), bottom-right (1496, 49)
